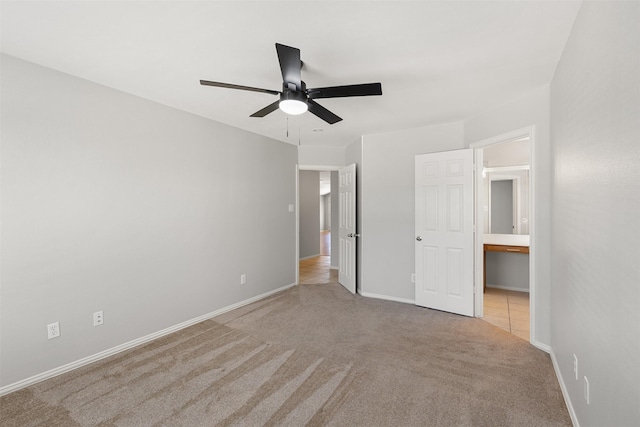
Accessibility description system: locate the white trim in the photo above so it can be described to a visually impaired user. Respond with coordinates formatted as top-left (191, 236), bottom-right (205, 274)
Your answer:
top-left (299, 253), bottom-right (321, 261)
top-left (483, 165), bottom-right (529, 173)
top-left (0, 282), bottom-right (297, 397)
top-left (529, 125), bottom-right (537, 345)
top-left (533, 341), bottom-right (551, 353)
top-left (295, 164), bottom-right (300, 285)
top-left (550, 349), bottom-right (580, 427)
top-left (485, 285), bottom-right (530, 293)
top-left (298, 165), bottom-right (341, 171)
top-left (360, 291), bottom-right (415, 305)
top-left (473, 148), bottom-right (484, 317)
top-left (470, 126), bottom-right (534, 149)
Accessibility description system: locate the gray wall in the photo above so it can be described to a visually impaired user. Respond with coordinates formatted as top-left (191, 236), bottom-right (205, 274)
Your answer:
top-left (464, 85), bottom-right (551, 347)
top-left (320, 194), bottom-right (330, 231)
top-left (355, 122), bottom-right (465, 301)
top-left (485, 253), bottom-right (529, 291)
top-left (298, 170), bottom-right (320, 259)
top-left (330, 171), bottom-right (339, 268)
top-left (0, 55), bottom-right (297, 388)
top-left (550, 2), bottom-right (640, 425)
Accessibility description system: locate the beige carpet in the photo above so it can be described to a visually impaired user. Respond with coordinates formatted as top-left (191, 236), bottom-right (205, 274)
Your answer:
top-left (0, 283), bottom-right (571, 426)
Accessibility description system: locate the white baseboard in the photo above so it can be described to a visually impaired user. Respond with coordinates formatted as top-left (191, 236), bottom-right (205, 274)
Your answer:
top-left (533, 340), bottom-right (551, 353)
top-left (0, 282), bottom-right (296, 397)
top-left (330, 266), bottom-right (338, 270)
top-left (486, 284), bottom-right (530, 293)
top-left (550, 348), bottom-right (579, 427)
top-left (360, 291), bottom-right (415, 305)
top-left (299, 254), bottom-right (321, 260)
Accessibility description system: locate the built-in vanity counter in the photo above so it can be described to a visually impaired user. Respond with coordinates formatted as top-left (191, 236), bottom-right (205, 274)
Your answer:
top-left (483, 234), bottom-right (530, 291)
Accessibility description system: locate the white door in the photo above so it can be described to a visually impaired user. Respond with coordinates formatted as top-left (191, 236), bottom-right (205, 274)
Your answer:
top-left (415, 149), bottom-right (474, 316)
top-left (338, 163), bottom-right (356, 293)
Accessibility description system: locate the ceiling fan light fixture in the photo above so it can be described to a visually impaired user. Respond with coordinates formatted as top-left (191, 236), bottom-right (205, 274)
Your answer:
top-left (279, 91), bottom-right (308, 115)
top-left (279, 99), bottom-right (307, 115)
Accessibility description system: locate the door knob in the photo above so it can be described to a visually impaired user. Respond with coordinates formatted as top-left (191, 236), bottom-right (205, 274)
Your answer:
top-left (416, 236), bottom-right (422, 241)
top-left (348, 233), bottom-right (353, 238)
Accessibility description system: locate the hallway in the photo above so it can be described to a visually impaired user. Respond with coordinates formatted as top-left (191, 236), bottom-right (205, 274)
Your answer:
top-left (299, 231), bottom-right (336, 284)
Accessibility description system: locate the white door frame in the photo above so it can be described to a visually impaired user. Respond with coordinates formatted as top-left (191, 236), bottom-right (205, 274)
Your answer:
top-left (297, 165), bottom-right (341, 285)
top-left (296, 165), bottom-right (299, 285)
top-left (470, 126), bottom-right (536, 344)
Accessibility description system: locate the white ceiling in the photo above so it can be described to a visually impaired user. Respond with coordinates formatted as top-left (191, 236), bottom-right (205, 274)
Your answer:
top-left (0, 1), bottom-right (581, 148)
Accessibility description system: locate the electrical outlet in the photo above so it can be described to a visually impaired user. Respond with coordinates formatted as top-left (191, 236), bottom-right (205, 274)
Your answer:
top-left (240, 274), bottom-right (247, 285)
top-left (573, 354), bottom-right (578, 380)
top-left (47, 322), bottom-right (60, 339)
top-left (584, 376), bottom-right (590, 404)
top-left (93, 311), bottom-right (104, 326)
top-left (411, 273), bottom-right (416, 283)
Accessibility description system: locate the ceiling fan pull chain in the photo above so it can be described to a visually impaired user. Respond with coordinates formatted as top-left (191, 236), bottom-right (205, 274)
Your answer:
top-left (287, 117), bottom-right (289, 138)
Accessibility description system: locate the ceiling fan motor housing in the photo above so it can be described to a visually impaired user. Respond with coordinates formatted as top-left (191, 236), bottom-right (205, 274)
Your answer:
top-left (279, 82), bottom-right (308, 114)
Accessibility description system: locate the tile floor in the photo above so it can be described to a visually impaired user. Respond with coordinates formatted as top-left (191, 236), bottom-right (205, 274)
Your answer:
top-left (299, 255), bottom-right (338, 284)
top-left (482, 287), bottom-right (530, 341)
top-left (299, 231), bottom-right (337, 284)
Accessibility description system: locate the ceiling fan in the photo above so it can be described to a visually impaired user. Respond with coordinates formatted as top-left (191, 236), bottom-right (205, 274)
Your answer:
top-left (200, 43), bottom-right (382, 124)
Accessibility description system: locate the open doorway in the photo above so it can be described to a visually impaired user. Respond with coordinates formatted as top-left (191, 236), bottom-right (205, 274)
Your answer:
top-left (320, 174), bottom-right (331, 256)
top-left (472, 127), bottom-right (534, 343)
top-left (298, 169), bottom-right (339, 284)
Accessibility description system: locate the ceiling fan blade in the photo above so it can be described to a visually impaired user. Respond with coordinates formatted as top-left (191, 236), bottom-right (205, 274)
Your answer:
top-left (275, 43), bottom-right (302, 91)
top-left (250, 100), bottom-right (281, 118)
top-left (307, 99), bottom-right (342, 124)
top-left (200, 80), bottom-right (280, 96)
top-left (307, 82), bottom-right (382, 99)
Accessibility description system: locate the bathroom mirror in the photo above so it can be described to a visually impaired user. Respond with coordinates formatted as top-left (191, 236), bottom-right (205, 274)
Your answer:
top-left (484, 166), bottom-right (529, 235)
